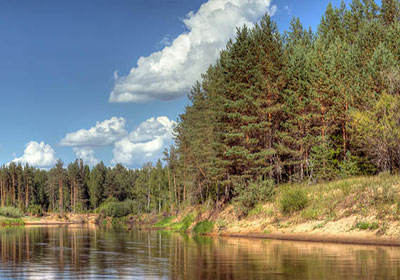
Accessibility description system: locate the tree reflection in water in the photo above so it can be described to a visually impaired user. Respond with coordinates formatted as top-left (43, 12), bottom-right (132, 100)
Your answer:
top-left (0, 226), bottom-right (399, 279)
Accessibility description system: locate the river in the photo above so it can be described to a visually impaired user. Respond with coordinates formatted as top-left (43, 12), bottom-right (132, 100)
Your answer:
top-left (0, 225), bottom-right (399, 279)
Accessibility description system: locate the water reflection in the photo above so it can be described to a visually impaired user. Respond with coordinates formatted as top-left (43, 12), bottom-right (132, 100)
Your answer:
top-left (0, 226), bottom-right (399, 279)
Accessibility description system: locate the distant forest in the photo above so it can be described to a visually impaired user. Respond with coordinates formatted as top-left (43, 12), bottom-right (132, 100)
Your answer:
top-left (1, 0), bottom-right (400, 214)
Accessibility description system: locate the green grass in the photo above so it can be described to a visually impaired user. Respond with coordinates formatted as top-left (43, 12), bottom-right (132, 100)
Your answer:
top-left (0, 218), bottom-right (25, 226)
top-left (0, 207), bottom-right (24, 218)
top-left (312, 222), bottom-right (326, 230)
top-left (192, 221), bottom-right (214, 235)
top-left (355, 221), bottom-right (379, 230)
top-left (278, 175), bottom-right (400, 221)
top-left (280, 188), bottom-right (308, 214)
top-left (154, 216), bottom-right (175, 228)
top-left (248, 204), bottom-right (264, 216)
top-left (301, 206), bottom-right (322, 220)
top-left (169, 214), bottom-right (195, 232)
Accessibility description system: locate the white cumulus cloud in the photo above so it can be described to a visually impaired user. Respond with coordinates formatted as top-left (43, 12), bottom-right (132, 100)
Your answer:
top-left (60, 117), bottom-right (127, 147)
top-left (109, 0), bottom-right (276, 103)
top-left (12, 141), bottom-right (57, 167)
top-left (73, 147), bottom-right (99, 166)
top-left (112, 116), bottom-right (176, 166)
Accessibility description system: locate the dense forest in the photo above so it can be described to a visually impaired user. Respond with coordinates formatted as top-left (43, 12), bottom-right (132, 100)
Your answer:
top-left (0, 160), bottom-right (171, 214)
top-left (1, 0), bottom-right (400, 215)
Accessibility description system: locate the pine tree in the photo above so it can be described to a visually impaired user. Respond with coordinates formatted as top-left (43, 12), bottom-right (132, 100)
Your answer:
top-left (381, 0), bottom-right (399, 25)
top-left (88, 162), bottom-right (106, 209)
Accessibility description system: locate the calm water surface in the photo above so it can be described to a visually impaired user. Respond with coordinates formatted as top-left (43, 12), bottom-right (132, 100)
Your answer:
top-left (0, 225), bottom-right (399, 279)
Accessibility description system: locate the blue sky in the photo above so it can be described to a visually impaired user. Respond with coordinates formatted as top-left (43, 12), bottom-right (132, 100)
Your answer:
top-left (0, 0), bottom-right (357, 168)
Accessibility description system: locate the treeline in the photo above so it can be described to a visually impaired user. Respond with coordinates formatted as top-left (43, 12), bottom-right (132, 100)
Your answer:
top-left (0, 160), bottom-right (172, 214)
top-left (171, 0), bottom-right (400, 205)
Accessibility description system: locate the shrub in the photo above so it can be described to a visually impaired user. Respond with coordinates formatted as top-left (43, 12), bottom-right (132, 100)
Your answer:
top-left (301, 206), bottom-right (321, 220)
top-left (154, 216), bottom-right (175, 228)
top-left (28, 204), bottom-right (43, 217)
top-left (234, 180), bottom-right (275, 217)
top-left (170, 214), bottom-right (194, 232)
top-left (0, 218), bottom-right (24, 226)
top-left (280, 189), bottom-right (308, 214)
top-left (355, 221), bottom-right (379, 230)
top-left (338, 152), bottom-right (360, 179)
top-left (97, 199), bottom-right (136, 218)
top-left (192, 221), bottom-right (214, 235)
top-left (0, 207), bottom-right (24, 218)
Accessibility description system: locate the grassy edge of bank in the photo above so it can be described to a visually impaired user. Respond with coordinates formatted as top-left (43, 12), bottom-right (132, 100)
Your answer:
top-left (130, 175), bottom-right (400, 246)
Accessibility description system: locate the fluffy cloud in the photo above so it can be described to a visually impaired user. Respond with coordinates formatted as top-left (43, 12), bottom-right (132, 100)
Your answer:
top-left (73, 148), bottom-right (99, 166)
top-left (109, 0), bottom-right (276, 103)
top-left (60, 117), bottom-right (127, 147)
top-left (59, 117), bottom-right (127, 166)
top-left (12, 141), bottom-right (57, 167)
top-left (112, 116), bottom-right (176, 166)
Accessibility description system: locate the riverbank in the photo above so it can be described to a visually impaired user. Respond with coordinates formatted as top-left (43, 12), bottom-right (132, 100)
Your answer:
top-left (132, 175), bottom-right (400, 246)
top-left (0, 213), bottom-right (100, 226)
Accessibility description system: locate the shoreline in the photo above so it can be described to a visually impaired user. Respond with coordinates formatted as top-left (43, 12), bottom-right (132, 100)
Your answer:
top-left (135, 220), bottom-right (400, 247)
top-left (24, 221), bottom-right (85, 226)
top-left (3, 215), bottom-right (400, 247)
top-left (207, 232), bottom-right (400, 247)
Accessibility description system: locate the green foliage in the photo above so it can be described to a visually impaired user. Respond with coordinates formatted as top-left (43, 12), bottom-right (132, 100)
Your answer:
top-left (301, 206), bottom-right (322, 220)
top-left (154, 216), bottom-right (175, 228)
top-left (312, 222), bottom-right (326, 230)
top-left (192, 221), bottom-right (214, 235)
top-left (308, 139), bottom-right (338, 182)
top-left (97, 199), bottom-right (136, 218)
top-left (28, 204), bottom-right (43, 217)
top-left (0, 207), bottom-right (24, 218)
top-left (234, 180), bottom-right (275, 217)
top-left (0, 218), bottom-right (25, 226)
top-left (355, 221), bottom-right (379, 230)
top-left (88, 162), bottom-right (106, 209)
top-left (280, 189), bottom-right (308, 214)
top-left (352, 93), bottom-right (400, 173)
top-left (170, 214), bottom-right (195, 232)
top-left (338, 152), bottom-right (361, 178)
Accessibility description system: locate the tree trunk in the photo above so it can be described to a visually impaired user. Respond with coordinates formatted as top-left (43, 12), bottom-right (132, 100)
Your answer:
top-left (158, 182), bottom-right (161, 213)
top-left (343, 101), bottom-right (348, 155)
top-left (59, 177), bottom-right (63, 216)
top-left (70, 181), bottom-right (73, 212)
top-left (25, 178), bottom-right (29, 209)
top-left (74, 180), bottom-right (77, 213)
top-left (167, 168), bottom-right (172, 212)
top-left (173, 174), bottom-right (177, 206)
top-left (11, 174), bottom-right (15, 206)
top-left (0, 180), bottom-right (4, 207)
top-left (18, 180), bottom-right (21, 209)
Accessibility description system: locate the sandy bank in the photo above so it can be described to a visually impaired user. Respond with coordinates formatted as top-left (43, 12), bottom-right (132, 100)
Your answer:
top-left (22, 213), bottom-right (100, 225)
top-left (208, 232), bottom-right (400, 247)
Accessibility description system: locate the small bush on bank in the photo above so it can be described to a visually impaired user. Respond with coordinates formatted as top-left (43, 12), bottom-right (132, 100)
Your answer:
top-left (192, 221), bottom-right (214, 235)
top-left (170, 214), bottom-right (194, 232)
top-left (28, 204), bottom-right (43, 216)
top-left (0, 207), bottom-right (24, 218)
top-left (355, 221), bottom-right (379, 230)
top-left (154, 216), bottom-right (175, 228)
top-left (0, 218), bottom-right (24, 226)
top-left (280, 189), bottom-right (308, 214)
top-left (234, 180), bottom-right (275, 217)
top-left (97, 199), bottom-right (136, 218)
